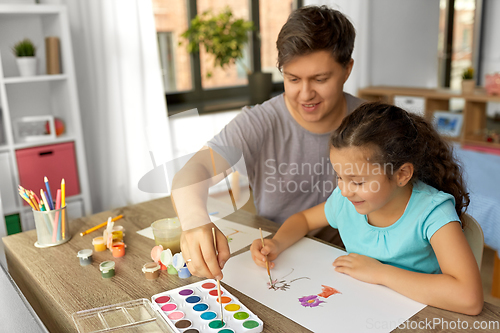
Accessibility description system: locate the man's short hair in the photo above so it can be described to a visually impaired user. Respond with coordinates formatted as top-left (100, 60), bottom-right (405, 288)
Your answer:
top-left (276, 5), bottom-right (355, 70)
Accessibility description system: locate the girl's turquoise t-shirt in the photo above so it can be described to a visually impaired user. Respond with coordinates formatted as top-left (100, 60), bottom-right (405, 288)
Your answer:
top-left (324, 181), bottom-right (461, 274)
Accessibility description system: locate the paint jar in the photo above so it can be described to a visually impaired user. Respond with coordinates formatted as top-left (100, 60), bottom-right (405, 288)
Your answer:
top-left (151, 217), bottom-right (181, 254)
top-left (111, 242), bottom-right (125, 258)
top-left (111, 230), bottom-right (123, 242)
top-left (100, 260), bottom-right (115, 278)
top-left (77, 249), bottom-right (93, 266)
top-left (92, 236), bottom-right (106, 252)
top-left (142, 262), bottom-right (161, 280)
top-left (33, 205), bottom-right (70, 248)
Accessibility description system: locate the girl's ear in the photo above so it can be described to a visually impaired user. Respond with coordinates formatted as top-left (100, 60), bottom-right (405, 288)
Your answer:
top-left (396, 163), bottom-right (414, 186)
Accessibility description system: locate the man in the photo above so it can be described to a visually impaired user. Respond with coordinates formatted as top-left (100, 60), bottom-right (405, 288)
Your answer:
top-left (172, 5), bottom-right (364, 280)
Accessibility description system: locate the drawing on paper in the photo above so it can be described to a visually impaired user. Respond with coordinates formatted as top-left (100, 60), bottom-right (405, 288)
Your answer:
top-left (266, 268), bottom-right (310, 291)
top-left (298, 284), bottom-right (342, 308)
top-left (219, 226), bottom-right (240, 243)
top-left (318, 285), bottom-right (341, 298)
top-left (299, 295), bottom-right (325, 307)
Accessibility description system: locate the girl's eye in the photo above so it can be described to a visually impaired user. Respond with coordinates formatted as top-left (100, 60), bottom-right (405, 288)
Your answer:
top-left (336, 175), bottom-right (342, 181)
top-left (352, 182), bottom-right (364, 186)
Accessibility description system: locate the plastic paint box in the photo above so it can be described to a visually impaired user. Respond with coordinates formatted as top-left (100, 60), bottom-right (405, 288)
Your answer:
top-left (72, 299), bottom-right (171, 333)
top-left (151, 279), bottom-right (263, 333)
top-left (71, 280), bottom-right (263, 333)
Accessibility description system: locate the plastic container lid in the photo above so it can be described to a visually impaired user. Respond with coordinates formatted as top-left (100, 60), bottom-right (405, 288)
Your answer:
top-left (142, 262), bottom-right (161, 273)
top-left (99, 261), bottom-right (115, 272)
top-left (77, 249), bottom-right (93, 259)
top-left (72, 299), bottom-right (171, 333)
top-left (92, 237), bottom-right (105, 245)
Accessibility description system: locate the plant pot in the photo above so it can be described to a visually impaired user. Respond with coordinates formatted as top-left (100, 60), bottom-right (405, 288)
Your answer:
top-left (16, 57), bottom-right (37, 77)
top-left (461, 79), bottom-right (475, 95)
top-left (248, 72), bottom-right (273, 105)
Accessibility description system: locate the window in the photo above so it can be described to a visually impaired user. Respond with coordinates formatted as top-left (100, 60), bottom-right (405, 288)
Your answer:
top-left (152, 0), bottom-right (192, 92)
top-left (151, 0), bottom-right (301, 111)
top-left (260, 0), bottom-right (294, 82)
top-left (438, 0), bottom-right (482, 90)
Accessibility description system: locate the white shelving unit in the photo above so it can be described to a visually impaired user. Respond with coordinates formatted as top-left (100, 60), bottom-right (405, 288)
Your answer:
top-left (0, 4), bottom-right (91, 235)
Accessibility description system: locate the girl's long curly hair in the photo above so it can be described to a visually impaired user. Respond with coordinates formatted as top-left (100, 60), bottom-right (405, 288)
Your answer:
top-left (330, 102), bottom-right (469, 223)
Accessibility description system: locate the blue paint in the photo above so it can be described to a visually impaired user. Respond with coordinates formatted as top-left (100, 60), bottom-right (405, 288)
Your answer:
top-left (193, 303), bottom-right (208, 312)
top-left (200, 311), bottom-right (217, 320)
top-left (186, 295), bottom-right (201, 304)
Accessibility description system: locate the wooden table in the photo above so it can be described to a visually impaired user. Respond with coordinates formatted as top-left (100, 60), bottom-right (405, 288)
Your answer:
top-left (3, 197), bottom-right (500, 332)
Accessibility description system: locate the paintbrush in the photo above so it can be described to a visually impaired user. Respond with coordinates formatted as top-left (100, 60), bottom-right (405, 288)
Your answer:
top-left (259, 228), bottom-right (273, 286)
top-left (212, 227), bottom-right (224, 325)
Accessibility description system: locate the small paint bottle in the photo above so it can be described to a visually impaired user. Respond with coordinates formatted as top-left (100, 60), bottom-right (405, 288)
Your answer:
top-left (167, 264), bottom-right (178, 275)
top-left (178, 265), bottom-right (191, 279)
top-left (142, 262), bottom-right (161, 280)
top-left (111, 242), bottom-right (125, 258)
top-left (77, 249), bottom-right (93, 266)
top-left (111, 230), bottom-right (123, 242)
top-left (100, 260), bottom-right (115, 278)
top-left (92, 236), bottom-right (106, 252)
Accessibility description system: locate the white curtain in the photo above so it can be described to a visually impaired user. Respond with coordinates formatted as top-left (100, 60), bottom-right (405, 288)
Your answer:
top-left (304, 0), bottom-right (371, 95)
top-left (64, 0), bottom-right (173, 213)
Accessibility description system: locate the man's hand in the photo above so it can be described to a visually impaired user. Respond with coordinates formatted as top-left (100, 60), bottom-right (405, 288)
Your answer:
top-left (180, 223), bottom-right (230, 280)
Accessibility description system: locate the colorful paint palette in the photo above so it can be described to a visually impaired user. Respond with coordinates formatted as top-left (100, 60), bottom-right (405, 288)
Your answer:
top-left (152, 279), bottom-right (263, 333)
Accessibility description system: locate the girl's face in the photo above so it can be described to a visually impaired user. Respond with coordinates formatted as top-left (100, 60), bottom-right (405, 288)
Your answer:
top-left (329, 146), bottom-right (402, 217)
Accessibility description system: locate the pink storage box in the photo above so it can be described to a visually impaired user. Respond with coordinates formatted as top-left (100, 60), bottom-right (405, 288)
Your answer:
top-left (16, 142), bottom-right (80, 205)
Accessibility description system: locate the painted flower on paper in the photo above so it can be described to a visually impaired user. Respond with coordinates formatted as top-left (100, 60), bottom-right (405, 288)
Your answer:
top-left (317, 285), bottom-right (341, 298)
top-left (298, 295), bottom-right (325, 307)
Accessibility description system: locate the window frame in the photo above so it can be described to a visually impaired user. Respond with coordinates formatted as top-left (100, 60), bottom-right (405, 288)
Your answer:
top-left (165, 0), bottom-right (303, 114)
top-left (438, 0), bottom-right (484, 88)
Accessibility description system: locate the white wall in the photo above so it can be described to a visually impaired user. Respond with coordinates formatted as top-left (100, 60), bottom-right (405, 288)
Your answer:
top-left (306, 0), bottom-right (440, 91)
top-left (369, 0), bottom-right (440, 88)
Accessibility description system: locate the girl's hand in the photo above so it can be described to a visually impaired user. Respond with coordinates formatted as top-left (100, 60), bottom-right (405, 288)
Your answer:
top-left (250, 238), bottom-right (279, 269)
top-left (333, 253), bottom-right (385, 284)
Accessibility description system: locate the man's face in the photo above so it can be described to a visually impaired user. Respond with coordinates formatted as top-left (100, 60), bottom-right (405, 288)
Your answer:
top-left (282, 51), bottom-right (353, 126)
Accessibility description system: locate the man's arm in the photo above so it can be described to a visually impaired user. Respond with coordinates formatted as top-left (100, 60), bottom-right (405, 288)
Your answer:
top-left (171, 146), bottom-right (232, 280)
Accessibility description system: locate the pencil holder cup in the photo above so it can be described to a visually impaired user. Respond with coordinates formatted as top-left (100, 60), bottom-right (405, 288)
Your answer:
top-left (33, 205), bottom-right (70, 248)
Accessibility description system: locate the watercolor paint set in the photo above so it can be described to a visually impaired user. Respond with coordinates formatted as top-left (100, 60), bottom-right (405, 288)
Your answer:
top-left (152, 279), bottom-right (264, 333)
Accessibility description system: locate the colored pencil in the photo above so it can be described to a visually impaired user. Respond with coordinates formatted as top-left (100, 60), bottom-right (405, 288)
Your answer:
top-left (28, 192), bottom-right (40, 211)
top-left (61, 179), bottom-right (65, 238)
top-left (19, 192), bottom-right (36, 211)
top-left (41, 189), bottom-right (51, 211)
top-left (53, 189), bottom-right (61, 242)
top-left (259, 228), bottom-right (273, 286)
top-left (31, 191), bottom-right (41, 206)
top-left (212, 227), bottom-right (224, 325)
top-left (44, 176), bottom-right (55, 210)
top-left (79, 215), bottom-right (124, 236)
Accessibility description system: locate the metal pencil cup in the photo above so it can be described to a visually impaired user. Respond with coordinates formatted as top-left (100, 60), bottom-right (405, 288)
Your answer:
top-left (33, 206), bottom-right (71, 247)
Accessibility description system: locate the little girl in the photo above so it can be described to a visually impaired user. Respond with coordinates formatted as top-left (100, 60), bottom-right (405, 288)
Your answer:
top-left (251, 102), bottom-right (483, 315)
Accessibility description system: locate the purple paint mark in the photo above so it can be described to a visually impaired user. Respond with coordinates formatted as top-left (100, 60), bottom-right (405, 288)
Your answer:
top-left (179, 289), bottom-right (194, 296)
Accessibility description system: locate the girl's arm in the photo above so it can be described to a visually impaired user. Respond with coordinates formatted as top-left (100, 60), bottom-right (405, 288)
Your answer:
top-left (251, 202), bottom-right (330, 268)
top-left (334, 221), bottom-right (484, 315)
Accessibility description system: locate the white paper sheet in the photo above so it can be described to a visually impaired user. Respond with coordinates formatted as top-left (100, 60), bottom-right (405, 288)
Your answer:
top-left (222, 237), bottom-right (426, 333)
top-left (136, 217), bottom-right (271, 254)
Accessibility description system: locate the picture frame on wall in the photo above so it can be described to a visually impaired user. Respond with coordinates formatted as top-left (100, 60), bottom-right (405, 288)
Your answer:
top-left (433, 111), bottom-right (464, 138)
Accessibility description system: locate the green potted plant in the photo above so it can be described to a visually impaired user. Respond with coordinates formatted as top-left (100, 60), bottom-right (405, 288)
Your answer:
top-left (12, 38), bottom-right (37, 77)
top-left (461, 67), bottom-right (475, 95)
top-left (181, 7), bottom-right (273, 105)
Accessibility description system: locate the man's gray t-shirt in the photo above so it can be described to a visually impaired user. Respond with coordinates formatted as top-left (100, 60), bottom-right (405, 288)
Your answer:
top-left (207, 93), bottom-right (364, 224)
